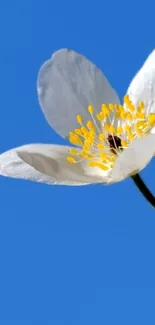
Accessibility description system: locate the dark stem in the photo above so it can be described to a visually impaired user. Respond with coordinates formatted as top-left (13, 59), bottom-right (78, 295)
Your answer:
top-left (131, 173), bottom-right (155, 208)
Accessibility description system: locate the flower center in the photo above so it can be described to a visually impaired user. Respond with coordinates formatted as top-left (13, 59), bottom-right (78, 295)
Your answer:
top-left (107, 135), bottom-right (122, 154)
top-left (67, 95), bottom-right (155, 171)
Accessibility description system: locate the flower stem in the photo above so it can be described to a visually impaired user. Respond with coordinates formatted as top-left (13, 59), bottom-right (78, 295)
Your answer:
top-left (131, 173), bottom-right (155, 208)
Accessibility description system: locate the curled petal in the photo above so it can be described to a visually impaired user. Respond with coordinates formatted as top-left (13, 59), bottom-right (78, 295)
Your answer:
top-left (127, 49), bottom-right (155, 118)
top-left (37, 49), bottom-right (120, 139)
top-left (0, 144), bottom-right (108, 185)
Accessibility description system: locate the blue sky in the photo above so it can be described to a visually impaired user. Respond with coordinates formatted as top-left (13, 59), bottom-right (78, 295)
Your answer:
top-left (0, 0), bottom-right (155, 324)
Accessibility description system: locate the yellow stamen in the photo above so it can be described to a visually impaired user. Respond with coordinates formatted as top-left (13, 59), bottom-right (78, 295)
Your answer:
top-left (80, 151), bottom-right (91, 158)
top-left (138, 101), bottom-right (145, 112)
top-left (134, 122), bottom-right (147, 132)
top-left (128, 103), bottom-right (135, 112)
top-left (74, 128), bottom-right (82, 136)
top-left (127, 113), bottom-right (133, 121)
top-left (87, 120), bottom-right (94, 130)
top-left (136, 129), bottom-right (144, 136)
top-left (135, 112), bottom-right (145, 120)
top-left (81, 126), bottom-right (89, 137)
top-left (115, 111), bottom-right (120, 119)
top-left (70, 148), bottom-right (78, 155)
top-left (100, 152), bottom-right (106, 160)
top-left (104, 123), bottom-right (110, 132)
top-left (121, 140), bottom-right (127, 147)
top-left (67, 95), bottom-right (154, 172)
top-left (115, 104), bottom-right (120, 111)
top-left (148, 113), bottom-right (155, 125)
top-left (89, 161), bottom-right (110, 171)
top-left (97, 143), bottom-right (104, 150)
top-left (69, 132), bottom-right (83, 146)
top-left (109, 104), bottom-right (115, 110)
top-left (117, 126), bottom-right (123, 134)
top-left (67, 157), bottom-right (76, 163)
top-left (125, 124), bottom-right (130, 132)
top-left (118, 105), bottom-right (124, 113)
top-left (120, 111), bottom-right (127, 119)
top-left (83, 144), bottom-right (89, 152)
top-left (76, 115), bottom-right (83, 124)
top-left (88, 105), bottom-right (94, 114)
top-left (87, 136), bottom-right (94, 145)
top-left (128, 131), bottom-right (134, 141)
top-left (109, 125), bottom-right (115, 134)
top-left (98, 133), bottom-right (105, 141)
top-left (124, 94), bottom-right (130, 103)
top-left (96, 112), bottom-right (104, 121)
top-left (108, 155), bottom-right (116, 162)
top-left (101, 104), bottom-right (110, 116)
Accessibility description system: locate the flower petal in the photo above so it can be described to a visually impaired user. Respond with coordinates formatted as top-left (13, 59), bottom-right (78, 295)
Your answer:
top-left (108, 134), bottom-right (155, 184)
top-left (127, 49), bottom-right (155, 116)
top-left (0, 144), bottom-right (108, 185)
top-left (37, 49), bottom-right (120, 139)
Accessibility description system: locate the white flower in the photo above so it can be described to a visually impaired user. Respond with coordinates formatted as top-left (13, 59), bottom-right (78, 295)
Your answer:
top-left (0, 49), bottom-right (155, 186)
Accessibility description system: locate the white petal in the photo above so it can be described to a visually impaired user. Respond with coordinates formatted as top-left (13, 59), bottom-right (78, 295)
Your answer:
top-left (37, 49), bottom-right (120, 139)
top-left (0, 144), bottom-right (108, 185)
top-left (108, 134), bottom-right (155, 184)
top-left (127, 49), bottom-right (155, 116)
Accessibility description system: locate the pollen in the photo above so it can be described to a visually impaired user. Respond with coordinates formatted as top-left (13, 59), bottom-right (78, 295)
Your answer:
top-left (97, 112), bottom-right (104, 120)
top-left (117, 126), bottom-right (123, 134)
top-left (120, 111), bottom-right (127, 119)
top-left (101, 104), bottom-right (110, 116)
top-left (97, 143), bottom-right (104, 150)
top-left (121, 140), bottom-right (127, 147)
top-left (99, 133), bottom-right (105, 141)
top-left (76, 115), bottom-right (83, 124)
top-left (148, 113), bottom-right (155, 125)
top-left (138, 101), bottom-right (145, 112)
top-left (70, 148), bottom-right (78, 155)
top-left (100, 152), bottom-right (106, 160)
top-left (75, 128), bottom-right (82, 136)
top-left (69, 132), bottom-right (83, 146)
top-left (109, 125), bottom-right (116, 134)
top-left (109, 104), bottom-right (115, 110)
top-left (67, 157), bottom-right (76, 163)
top-left (87, 120), bottom-right (94, 130)
top-left (88, 105), bottom-right (94, 114)
top-left (67, 96), bottom-right (155, 172)
top-left (88, 161), bottom-right (110, 171)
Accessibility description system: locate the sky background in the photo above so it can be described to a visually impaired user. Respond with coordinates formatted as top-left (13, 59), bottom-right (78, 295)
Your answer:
top-left (0, 0), bottom-right (155, 324)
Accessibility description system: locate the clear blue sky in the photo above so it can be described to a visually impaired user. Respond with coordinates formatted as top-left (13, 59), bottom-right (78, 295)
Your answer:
top-left (0, 0), bottom-right (155, 324)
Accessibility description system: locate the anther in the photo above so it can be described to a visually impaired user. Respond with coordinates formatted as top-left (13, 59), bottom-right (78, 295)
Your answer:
top-left (76, 115), bottom-right (83, 124)
top-left (67, 157), bottom-right (76, 163)
top-left (88, 105), bottom-right (94, 114)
